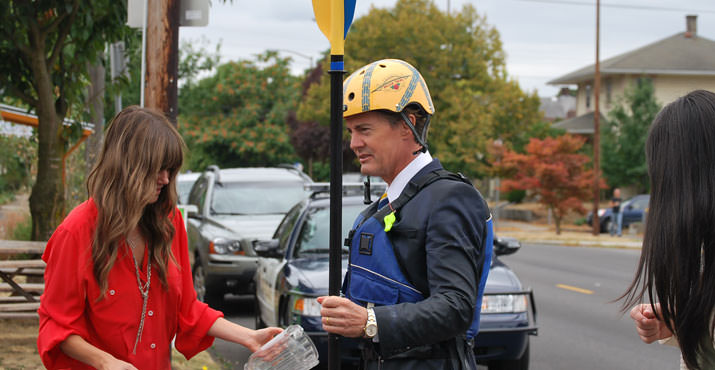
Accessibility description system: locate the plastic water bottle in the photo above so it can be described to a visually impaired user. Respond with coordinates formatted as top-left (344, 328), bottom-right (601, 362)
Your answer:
top-left (244, 325), bottom-right (320, 370)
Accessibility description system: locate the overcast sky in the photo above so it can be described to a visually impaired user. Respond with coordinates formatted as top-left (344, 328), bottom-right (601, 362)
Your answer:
top-left (179, 0), bottom-right (715, 97)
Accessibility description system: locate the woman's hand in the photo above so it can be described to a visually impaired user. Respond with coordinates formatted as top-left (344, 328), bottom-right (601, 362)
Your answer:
top-left (97, 357), bottom-right (138, 370)
top-left (245, 327), bottom-right (283, 352)
top-left (629, 303), bottom-right (673, 344)
top-left (60, 335), bottom-right (138, 370)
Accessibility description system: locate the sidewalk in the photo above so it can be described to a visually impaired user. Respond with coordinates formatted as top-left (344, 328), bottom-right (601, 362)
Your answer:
top-left (495, 220), bottom-right (643, 249)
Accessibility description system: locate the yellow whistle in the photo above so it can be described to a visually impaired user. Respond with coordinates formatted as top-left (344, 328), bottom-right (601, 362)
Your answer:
top-left (384, 212), bottom-right (396, 232)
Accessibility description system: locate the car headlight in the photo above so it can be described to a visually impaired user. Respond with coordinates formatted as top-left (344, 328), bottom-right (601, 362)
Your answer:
top-left (209, 238), bottom-right (244, 255)
top-left (292, 297), bottom-right (322, 317)
top-left (481, 294), bottom-right (528, 314)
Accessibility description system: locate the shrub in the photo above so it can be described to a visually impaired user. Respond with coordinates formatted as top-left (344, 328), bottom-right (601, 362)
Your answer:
top-left (506, 189), bottom-right (526, 203)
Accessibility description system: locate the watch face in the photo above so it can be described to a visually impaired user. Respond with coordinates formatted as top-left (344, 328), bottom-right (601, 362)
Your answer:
top-left (365, 324), bottom-right (378, 337)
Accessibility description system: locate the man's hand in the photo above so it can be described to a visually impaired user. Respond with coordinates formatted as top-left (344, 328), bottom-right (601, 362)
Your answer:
top-left (629, 303), bottom-right (673, 344)
top-left (317, 296), bottom-right (368, 338)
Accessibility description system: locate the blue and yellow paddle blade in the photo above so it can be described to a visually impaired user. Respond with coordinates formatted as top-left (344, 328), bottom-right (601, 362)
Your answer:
top-left (312, 0), bottom-right (356, 55)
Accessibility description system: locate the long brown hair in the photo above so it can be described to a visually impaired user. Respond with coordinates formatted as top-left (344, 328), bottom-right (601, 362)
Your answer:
top-left (87, 106), bottom-right (184, 298)
top-left (622, 90), bottom-right (715, 369)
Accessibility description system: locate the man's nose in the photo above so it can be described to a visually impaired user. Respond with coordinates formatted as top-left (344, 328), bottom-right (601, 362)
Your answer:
top-left (349, 134), bottom-right (362, 152)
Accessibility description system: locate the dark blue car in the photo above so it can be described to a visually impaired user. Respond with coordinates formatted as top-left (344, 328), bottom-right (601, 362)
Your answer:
top-left (254, 191), bottom-right (537, 369)
top-left (587, 194), bottom-right (650, 233)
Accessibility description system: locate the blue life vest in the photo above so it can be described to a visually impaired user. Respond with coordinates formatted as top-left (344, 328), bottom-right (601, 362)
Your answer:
top-left (343, 170), bottom-right (494, 341)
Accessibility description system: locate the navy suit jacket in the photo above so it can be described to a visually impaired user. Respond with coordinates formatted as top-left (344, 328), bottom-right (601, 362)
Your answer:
top-left (371, 159), bottom-right (490, 363)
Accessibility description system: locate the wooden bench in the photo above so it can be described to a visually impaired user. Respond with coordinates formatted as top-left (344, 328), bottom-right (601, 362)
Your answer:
top-left (0, 283), bottom-right (44, 293)
top-left (0, 240), bottom-right (46, 318)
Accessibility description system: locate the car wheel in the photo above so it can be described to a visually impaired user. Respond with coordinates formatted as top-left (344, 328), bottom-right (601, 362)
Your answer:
top-left (488, 341), bottom-right (529, 370)
top-left (601, 217), bottom-right (612, 234)
top-left (254, 297), bottom-right (266, 329)
top-left (192, 260), bottom-right (222, 308)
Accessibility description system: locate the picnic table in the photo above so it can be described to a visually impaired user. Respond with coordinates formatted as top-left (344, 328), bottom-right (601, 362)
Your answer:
top-left (0, 240), bottom-right (45, 318)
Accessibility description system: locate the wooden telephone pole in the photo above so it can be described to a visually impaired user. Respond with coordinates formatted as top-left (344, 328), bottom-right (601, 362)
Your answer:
top-left (592, 0), bottom-right (601, 235)
top-left (144, 0), bottom-right (180, 125)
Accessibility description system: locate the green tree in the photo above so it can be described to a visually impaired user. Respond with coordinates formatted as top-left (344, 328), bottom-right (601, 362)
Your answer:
top-left (179, 52), bottom-right (300, 170)
top-left (0, 1), bottom-right (126, 240)
top-left (297, 0), bottom-right (542, 178)
top-left (0, 134), bottom-right (37, 198)
top-left (103, 34), bottom-right (221, 122)
top-left (601, 79), bottom-right (661, 192)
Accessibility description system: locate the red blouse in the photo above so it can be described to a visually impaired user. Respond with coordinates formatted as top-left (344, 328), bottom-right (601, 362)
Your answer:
top-left (38, 199), bottom-right (223, 369)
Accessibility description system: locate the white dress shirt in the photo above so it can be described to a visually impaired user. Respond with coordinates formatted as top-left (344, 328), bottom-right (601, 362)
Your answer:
top-left (385, 151), bottom-right (433, 203)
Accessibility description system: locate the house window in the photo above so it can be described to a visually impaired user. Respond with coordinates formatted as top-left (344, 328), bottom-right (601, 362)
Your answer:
top-left (606, 79), bottom-right (612, 107)
top-left (637, 76), bottom-right (653, 87)
top-left (585, 84), bottom-right (592, 109)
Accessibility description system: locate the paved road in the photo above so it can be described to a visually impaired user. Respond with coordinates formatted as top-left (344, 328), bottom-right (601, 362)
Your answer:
top-left (500, 243), bottom-right (681, 370)
top-left (206, 295), bottom-right (256, 369)
top-left (214, 243), bottom-right (682, 370)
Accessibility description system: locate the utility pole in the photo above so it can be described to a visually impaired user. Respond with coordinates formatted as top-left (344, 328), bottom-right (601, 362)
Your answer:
top-left (144, 0), bottom-right (180, 126)
top-left (592, 0), bottom-right (601, 236)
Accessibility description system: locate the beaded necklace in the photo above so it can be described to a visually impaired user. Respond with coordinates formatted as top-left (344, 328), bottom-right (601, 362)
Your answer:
top-left (127, 237), bottom-right (151, 355)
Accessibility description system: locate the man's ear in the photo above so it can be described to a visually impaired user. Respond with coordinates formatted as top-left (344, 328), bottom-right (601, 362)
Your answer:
top-left (400, 113), bottom-right (417, 138)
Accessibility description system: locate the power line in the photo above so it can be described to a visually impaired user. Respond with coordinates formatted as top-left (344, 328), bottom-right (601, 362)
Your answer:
top-left (517, 0), bottom-right (715, 14)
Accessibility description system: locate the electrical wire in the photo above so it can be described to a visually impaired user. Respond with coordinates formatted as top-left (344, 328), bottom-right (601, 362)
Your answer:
top-left (516, 0), bottom-right (715, 14)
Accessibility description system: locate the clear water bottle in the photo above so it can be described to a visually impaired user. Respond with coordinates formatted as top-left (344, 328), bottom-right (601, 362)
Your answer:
top-left (244, 325), bottom-right (320, 370)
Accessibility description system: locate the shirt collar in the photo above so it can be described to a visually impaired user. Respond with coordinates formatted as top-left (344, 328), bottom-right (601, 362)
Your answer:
top-left (385, 151), bottom-right (433, 202)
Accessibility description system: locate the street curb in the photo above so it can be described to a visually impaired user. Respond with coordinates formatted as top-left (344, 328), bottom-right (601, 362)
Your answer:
top-left (516, 238), bottom-right (642, 250)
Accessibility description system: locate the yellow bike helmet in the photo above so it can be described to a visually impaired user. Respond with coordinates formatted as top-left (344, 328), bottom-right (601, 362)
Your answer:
top-left (343, 59), bottom-right (435, 153)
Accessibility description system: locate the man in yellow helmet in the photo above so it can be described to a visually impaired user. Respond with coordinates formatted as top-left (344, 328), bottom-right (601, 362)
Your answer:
top-left (318, 59), bottom-right (493, 369)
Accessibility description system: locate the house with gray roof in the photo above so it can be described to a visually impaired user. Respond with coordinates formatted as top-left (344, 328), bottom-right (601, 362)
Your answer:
top-left (539, 88), bottom-right (577, 122)
top-left (549, 15), bottom-right (715, 134)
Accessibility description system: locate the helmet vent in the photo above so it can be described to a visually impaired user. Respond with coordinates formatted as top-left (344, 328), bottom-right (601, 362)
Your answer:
top-left (348, 92), bottom-right (355, 101)
top-left (379, 64), bottom-right (387, 68)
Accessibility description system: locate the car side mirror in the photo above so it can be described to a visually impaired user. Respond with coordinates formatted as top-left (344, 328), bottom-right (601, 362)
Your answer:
top-left (183, 204), bottom-right (201, 219)
top-left (178, 204), bottom-right (200, 219)
top-left (254, 239), bottom-right (282, 258)
top-left (494, 237), bottom-right (521, 256)
top-left (626, 205), bottom-right (633, 210)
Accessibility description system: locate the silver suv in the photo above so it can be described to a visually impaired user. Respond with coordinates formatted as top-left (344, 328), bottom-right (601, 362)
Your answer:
top-left (186, 165), bottom-right (312, 305)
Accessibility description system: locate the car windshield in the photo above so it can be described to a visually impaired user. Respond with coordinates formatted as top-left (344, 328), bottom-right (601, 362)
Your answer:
top-left (294, 204), bottom-right (364, 257)
top-left (211, 182), bottom-right (309, 215)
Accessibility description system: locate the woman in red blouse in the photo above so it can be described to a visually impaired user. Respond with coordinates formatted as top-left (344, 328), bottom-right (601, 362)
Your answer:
top-left (37, 106), bottom-right (282, 369)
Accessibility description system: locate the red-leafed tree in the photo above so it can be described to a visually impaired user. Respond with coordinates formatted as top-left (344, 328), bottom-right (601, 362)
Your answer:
top-left (493, 135), bottom-right (604, 234)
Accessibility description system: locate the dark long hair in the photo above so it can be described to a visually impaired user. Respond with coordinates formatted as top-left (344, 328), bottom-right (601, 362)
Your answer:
top-left (622, 90), bottom-right (715, 369)
top-left (87, 106), bottom-right (184, 297)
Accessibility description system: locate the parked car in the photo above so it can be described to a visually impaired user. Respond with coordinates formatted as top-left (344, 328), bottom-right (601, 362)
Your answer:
top-left (586, 194), bottom-right (650, 233)
top-left (254, 190), bottom-right (537, 369)
top-left (176, 172), bottom-right (200, 205)
top-left (342, 172), bottom-right (386, 185)
top-left (186, 165), bottom-right (312, 305)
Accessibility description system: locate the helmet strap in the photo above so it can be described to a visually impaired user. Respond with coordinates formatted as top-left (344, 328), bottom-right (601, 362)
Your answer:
top-left (401, 111), bottom-right (429, 155)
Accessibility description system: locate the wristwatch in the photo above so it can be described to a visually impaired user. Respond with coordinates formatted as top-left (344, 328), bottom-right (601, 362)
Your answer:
top-left (364, 307), bottom-right (378, 338)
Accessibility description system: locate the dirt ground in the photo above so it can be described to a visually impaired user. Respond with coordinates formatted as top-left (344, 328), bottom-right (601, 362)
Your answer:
top-left (0, 318), bottom-right (221, 369)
